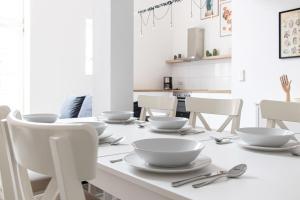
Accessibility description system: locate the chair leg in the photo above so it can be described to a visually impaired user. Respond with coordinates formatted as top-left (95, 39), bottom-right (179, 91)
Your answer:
top-left (188, 112), bottom-right (196, 128)
top-left (139, 108), bottom-right (146, 121)
top-left (50, 136), bottom-right (86, 200)
top-left (266, 119), bottom-right (275, 128)
top-left (103, 192), bottom-right (113, 200)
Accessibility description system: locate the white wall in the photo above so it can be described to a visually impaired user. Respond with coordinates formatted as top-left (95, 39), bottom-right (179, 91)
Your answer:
top-left (93, 0), bottom-right (133, 115)
top-left (134, 0), bottom-right (232, 90)
top-left (29, 0), bottom-right (133, 114)
top-left (232, 0), bottom-right (300, 127)
top-left (29, 0), bottom-right (93, 113)
top-left (134, 0), bottom-right (173, 90)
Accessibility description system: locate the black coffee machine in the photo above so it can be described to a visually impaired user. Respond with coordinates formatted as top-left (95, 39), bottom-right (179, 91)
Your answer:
top-left (163, 77), bottom-right (173, 90)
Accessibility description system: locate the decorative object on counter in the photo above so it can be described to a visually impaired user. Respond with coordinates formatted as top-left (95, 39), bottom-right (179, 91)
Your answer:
top-left (279, 8), bottom-right (300, 59)
top-left (163, 76), bottom-right (173, 90)
top-left (206, 50), bottom-right (212, 57)
top-left (174, 55), bottom-right (178, 60)
top-left (220, 1), bottom-right (232, 37)
top-left (213, 49), bottom-right (218, 56)
top-left (178, 54), bottom-right (182, 59)
top-left (280, 74), bottom-right (292, 102)
top-left (138, 0), bottom-right (184, 36)
top-left (166, 54), bottom-right (231, 64)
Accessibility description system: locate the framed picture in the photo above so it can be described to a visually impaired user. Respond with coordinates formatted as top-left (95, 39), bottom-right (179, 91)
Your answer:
top-left (279, 8), bottom-right (300, 59)
top-left (200, 0), bottom-right (219, 20)
top-left (220, 1), bottom-right (232, 37)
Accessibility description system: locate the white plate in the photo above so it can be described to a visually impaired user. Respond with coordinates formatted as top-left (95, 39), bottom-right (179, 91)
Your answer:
top-left (124, 153), bottom-right (211, 174)
top-left (150, 126), bottom-right (192, 133)
top-left (104, 117), bottom-right (136, 124)
top-left (236, 140), bottom-right (300, 151)
top-left (98, 132), bottom-right (113, 140)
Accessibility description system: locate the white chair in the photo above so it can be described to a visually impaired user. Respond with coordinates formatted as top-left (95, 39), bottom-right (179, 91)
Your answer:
top-left (186, 97), bottom-right (243, 133)
top-left (0, 106), bottom-right (16, 199)
top-left (138, 95), bottom-right (178, 121)
top-left (260, 100), bottom-right (300, 129)
top-left (7, 110), bottom-right (98, 200)
top-left (0, 106), bottom-right (54, 200)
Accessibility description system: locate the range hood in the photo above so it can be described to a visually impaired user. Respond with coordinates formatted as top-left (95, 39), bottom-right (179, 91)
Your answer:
top-left (184, 27), bottom-right (204, 61)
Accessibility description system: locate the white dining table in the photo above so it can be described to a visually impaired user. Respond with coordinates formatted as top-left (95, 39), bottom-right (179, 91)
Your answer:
top-left (62, 119), bottom-right (300, 200)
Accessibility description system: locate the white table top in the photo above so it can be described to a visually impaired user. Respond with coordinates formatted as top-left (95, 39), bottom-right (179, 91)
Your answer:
top-left (94, 123), bottom-right (300, 200)
top-left (59, 118), bottom-right (300, 200)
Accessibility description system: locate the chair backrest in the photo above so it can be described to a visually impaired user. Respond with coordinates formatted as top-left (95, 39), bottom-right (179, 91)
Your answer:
top-left (260, 100), bottom-right (300, 129)
top-left (7, 110), bottom-right (98, 200)
top-left (186, 97), bottom-right (243, 133)
top-left (0, 106), bottom-right (18, 200)
top-left (138, 95), bottom-right (178, 121)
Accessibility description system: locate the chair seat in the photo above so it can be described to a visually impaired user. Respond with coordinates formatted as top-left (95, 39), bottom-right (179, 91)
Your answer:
top-left (84, 190), bottom-right (99, 200)
top-left (28, 170), bottom-right (51, 194)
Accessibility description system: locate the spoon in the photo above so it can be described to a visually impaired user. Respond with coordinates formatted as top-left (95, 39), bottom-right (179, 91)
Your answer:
top-left (192, 164), bottom-right (247, 188)
top-left (210, 136), bottom-right (235, 144)
top-left (135, 121), bottom-right (147, 128)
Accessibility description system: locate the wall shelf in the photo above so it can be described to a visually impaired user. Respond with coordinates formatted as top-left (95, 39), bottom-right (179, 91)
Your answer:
top-left (166, 55), bottom-right (231, 64)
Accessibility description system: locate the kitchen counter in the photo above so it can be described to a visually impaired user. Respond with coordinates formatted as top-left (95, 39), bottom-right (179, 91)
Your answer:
top-left (133, 89), bottom-right (231, 94)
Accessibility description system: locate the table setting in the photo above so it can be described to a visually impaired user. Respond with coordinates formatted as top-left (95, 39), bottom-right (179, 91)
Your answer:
top-left (20, 112), bottom-right (300, 200)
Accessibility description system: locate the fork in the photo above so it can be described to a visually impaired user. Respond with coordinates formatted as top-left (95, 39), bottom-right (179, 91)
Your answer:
top-left (180, 130), bottom-right (205, 136)
top-left (99, 137), bottom-right (125, 145)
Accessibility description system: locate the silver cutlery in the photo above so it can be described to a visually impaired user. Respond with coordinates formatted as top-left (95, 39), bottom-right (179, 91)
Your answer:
top-left (110, 137), bottom-right (125, 145)
top-left (180, 130), bottom-right (205, 136)
top-left (99, 137), bottom-right (125, 145)
top-left (210, 136), bottom-right (238, 144)
top-left (135, 121), bottom-right (147, 128)
top-left (110, 158), bottom-right (123, 163)
top-left (171, 172), bottom-right (212, 187)
top-left (192, 164), bottom-right (247, 188)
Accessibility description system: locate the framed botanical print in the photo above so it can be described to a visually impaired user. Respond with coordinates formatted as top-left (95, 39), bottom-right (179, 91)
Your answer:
top-left (200, 0), bottom-right (219, 20)
top-left (220, 1), bottom-right (232, 37)
top-left (279, 8), bottom-right (300, 59)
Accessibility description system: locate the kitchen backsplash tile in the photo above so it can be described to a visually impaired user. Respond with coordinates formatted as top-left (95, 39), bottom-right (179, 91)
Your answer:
top-left (171, 62), bottom-right (231, 90)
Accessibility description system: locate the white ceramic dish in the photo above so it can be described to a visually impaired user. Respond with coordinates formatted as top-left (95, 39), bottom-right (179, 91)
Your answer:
top-left (236, 127), bottom-right (295, 147)
top-left (23, 114), bottom-right (58, 123)
top-left (150, 126), bottom-right (192, 133)
top-left (148, 117), bottom-right (188, 129)
top-left (124, 153), bottom-right (211, 173)
top-left (104, 117), bottom-right (136, 124)
top-left (102, 111), bottom-right (133, 120)
top-left (71, 121), bottom-right (107, 136)
top-left (236, 140), bottom-right (300, 152)
top-left (132, 138), bottom-right (204, 167)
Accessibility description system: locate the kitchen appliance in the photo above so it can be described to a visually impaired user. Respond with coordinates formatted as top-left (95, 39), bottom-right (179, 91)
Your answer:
top-left (173, 91), bottom-right (191, 118)
top-left (163, 77), bottom-right (173, 90)
top-left (184, 28), bottom-right (204, 61)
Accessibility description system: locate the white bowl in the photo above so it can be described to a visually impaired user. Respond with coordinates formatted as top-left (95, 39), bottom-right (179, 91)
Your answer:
top-left (236, 127), bottom-right (295, 147)
top-left (148, 117), bottom-right (188, 129)
top-left (71, 121), bottom-right (107, 136)
top-left (23, 114), bottom-right (58, 123)
top-left (102, 111), bottom-right (133, 120)
top-left (132, 138), bottom-right (204, 167)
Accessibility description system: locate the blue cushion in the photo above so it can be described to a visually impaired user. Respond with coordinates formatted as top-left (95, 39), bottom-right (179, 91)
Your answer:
top-left (60, 96), bottom-right (86, 119)
top-left (78, 96), bottom-right (92, 118)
